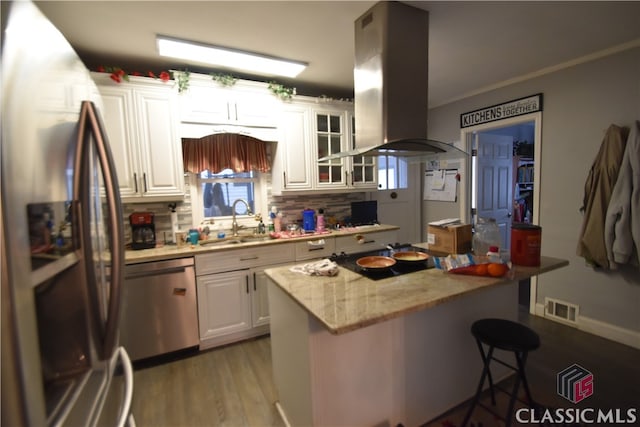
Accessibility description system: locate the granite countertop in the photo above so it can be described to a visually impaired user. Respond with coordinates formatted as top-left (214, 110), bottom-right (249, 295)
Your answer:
top-left (124, 224), bottom-right (399, 264)
top-left (264, 255), bottom-right (569, 335)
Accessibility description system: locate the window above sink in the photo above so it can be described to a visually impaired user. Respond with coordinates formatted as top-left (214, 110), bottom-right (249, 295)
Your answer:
top-left (189, 168), bottom-right (268, 230)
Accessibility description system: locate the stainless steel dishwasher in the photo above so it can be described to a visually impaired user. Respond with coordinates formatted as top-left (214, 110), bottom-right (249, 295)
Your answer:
top-left (119, 257), bottom-right (199, 361)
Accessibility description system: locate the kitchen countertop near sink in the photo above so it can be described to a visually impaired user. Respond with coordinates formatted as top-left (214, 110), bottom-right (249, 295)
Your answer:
top-left (124, 224), bottom-right (399, 264)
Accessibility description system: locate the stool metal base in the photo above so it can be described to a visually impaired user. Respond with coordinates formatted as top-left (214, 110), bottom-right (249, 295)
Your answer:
top-left (461, 319), bottom-right (540, 427)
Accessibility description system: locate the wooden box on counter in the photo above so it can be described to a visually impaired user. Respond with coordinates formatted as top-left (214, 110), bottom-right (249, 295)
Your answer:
top-left (426, 223), bottom-right (472, 254)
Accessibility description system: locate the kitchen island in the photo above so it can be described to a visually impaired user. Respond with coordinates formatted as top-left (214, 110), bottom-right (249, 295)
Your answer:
top-left (265, 255), bottom-right (568, 427)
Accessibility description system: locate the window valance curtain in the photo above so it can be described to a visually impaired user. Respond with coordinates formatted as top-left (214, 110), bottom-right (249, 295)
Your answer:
top-left (182, 133), bottom-right (271, 174)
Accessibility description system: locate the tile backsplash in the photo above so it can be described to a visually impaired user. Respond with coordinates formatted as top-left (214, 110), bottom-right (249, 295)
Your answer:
top-left (122, 174), bottom-right (367, 244)
top-left (268, 193), bottom-right (365, 228)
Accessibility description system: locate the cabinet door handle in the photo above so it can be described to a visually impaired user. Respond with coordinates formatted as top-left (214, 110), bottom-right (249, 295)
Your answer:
top-left (143, 173), bottom-right (148, 193)
top-left (253, 272), bottom-right (257, 291)
top-left (234, 104), bottom-right (238, 121)
top-left (351, 170), bottom-right (354, 186)
top-left (240, 256), bottom-right (259, 261)
top-left (227, 102), bottom-right (231, 121)
top-left (133, 173), bottom-right (138, 193)
top-left (173, 288), bottom-right (187, 296)
top-left (283, 172), bottom-right (287, 188)
top-left (246, 275), bottom-right (249, 294)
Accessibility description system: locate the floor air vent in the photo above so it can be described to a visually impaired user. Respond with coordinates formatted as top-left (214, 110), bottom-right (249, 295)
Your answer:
top-left (544, 298), bottom-right (579, 324)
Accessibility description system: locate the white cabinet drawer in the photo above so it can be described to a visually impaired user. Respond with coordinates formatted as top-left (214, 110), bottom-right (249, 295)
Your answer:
top-left (294, 237), bottom-right (336, 261)
top-left (335, 230), bottom-right (398, 254)
top-left (195, 244), bottom-right (295, 275)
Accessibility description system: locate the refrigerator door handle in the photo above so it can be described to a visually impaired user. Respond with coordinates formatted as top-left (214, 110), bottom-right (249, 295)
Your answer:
top-left (115, 346), bottom-right (134, 427)
top-left (74, 101), bottom-right (125, 360)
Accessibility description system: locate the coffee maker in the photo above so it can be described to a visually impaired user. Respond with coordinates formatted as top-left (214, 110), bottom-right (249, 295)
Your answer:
top-left (130, 212), bottom-right (156, 250)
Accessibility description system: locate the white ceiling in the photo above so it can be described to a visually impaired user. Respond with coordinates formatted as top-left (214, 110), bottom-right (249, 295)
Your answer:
top-left (35, 1), bottom-right (640, 107)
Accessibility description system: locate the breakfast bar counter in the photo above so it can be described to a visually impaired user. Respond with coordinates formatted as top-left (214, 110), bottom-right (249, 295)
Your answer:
top-left (265, 255), bottom-right (568, 426)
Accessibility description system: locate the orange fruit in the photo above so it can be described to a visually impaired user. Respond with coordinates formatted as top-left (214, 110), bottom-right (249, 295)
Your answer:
top-left (487, 263), bottom-right (508, 277)
top-left (474, 264), bottom-right (489, 276)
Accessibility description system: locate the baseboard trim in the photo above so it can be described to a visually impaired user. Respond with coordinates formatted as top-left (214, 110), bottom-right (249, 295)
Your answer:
top-left (534, 303), bottom-right (640, 350)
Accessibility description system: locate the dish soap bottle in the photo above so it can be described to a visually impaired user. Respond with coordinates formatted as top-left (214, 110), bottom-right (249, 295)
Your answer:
top-left (316, 208), bottom-right (325, 232)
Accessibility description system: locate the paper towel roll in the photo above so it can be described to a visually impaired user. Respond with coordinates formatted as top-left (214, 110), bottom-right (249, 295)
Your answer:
top-left (171, 211), bottom-right (179, 242)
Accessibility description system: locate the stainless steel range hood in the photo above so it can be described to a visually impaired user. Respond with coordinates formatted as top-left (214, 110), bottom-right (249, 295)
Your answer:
top-left (320, 1), bottom-right (467, 161)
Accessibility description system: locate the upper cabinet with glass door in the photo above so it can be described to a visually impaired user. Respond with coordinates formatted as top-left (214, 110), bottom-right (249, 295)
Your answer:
top-left (272, 97), bottom-right (377, 194)
top-left (315, 106), bottom-right (348, 189)
top-left (348, 113), bottom-right (377, 189)
top-left (314, 105), bottom-right (377, 190)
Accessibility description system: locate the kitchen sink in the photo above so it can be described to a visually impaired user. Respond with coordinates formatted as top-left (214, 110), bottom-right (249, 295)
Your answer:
top-left (199, 234), bottom-right (272, 246)
top-left (235, 234), bottom-right (273, 243)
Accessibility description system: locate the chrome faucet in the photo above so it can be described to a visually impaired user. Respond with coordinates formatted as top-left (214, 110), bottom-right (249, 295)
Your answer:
top-left (231, 199), bottom-right (253, 236)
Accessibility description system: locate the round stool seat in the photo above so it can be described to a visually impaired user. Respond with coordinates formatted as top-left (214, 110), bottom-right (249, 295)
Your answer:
top-left (471, 318), bottom-right (540, 353)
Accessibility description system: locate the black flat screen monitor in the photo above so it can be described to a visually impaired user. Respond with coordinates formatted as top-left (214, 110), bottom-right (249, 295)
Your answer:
top-left (350, 200), bottom-right (378, 226)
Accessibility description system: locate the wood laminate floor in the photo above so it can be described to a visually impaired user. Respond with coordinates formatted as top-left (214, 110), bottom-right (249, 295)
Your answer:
top-left (131, 308), bottom-right (639, 427)
top-left (131, 337), bottom-right (285, 427)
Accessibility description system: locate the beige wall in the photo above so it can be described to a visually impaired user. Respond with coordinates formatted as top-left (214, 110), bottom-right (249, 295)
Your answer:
top-left (425, 47), bottom-right (640, 343)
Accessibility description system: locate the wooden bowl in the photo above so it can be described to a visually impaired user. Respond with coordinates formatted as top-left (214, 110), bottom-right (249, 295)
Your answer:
top-left (356, 256), bottom-right (396, 270)
top-left (392, 251), bottom-right (429, 263)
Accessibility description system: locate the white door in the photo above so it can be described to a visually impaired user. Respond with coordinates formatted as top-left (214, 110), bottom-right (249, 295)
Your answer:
top-left (476, 133), bottom-right (513, 250)
top-left (370, 161), bottom-right (421, 244)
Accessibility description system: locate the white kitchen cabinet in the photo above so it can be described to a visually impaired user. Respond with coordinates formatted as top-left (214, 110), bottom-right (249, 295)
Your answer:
top-left (251, 268), bottom-right (271, 328)
top-left (347, 112), bottom-right (378, 189)
top-left (178, 73), bottom-right (278, 128)
top-left (194, 244), bottom-right (295, 349)
top-left (196, 269), bottom-right (252, 341)
top-left (314, 105), bottom-right (349, 190)
top-left (39, 68), bottom-right (93, 115)
top-left (93, 73), bottom-right (185, 200)
top-left (294, 237), bottom-right (336, 261)
top-left (272, 102), bottom-right (314, 191)
top-left (335, 229), bottom-right (399, 254)
top-left (250, 262), bottom-right (292, 328)
top-left (272, 97), bottom-right (377, 194)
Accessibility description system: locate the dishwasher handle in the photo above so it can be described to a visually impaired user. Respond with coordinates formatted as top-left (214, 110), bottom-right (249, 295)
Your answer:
top-left (125, 266), bottom-right (190, 280)
top-left (123, 258), bottom-right (194, 279)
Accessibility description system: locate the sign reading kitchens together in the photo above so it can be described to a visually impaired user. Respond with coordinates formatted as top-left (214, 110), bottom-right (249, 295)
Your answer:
top-left (460, 93), bottom-right (543, 128)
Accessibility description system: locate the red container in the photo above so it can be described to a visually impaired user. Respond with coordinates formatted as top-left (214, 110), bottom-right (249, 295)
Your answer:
top-left (511, 223), bottom-right (541, 266)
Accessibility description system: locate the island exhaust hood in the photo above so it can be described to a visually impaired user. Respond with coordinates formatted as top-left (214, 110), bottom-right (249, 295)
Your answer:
top-left (319, 1), bottom-right (467, 161)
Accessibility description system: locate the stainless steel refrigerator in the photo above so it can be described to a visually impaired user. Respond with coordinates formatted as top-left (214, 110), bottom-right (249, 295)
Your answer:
top-left (1, 1), bottom-right (133, 425)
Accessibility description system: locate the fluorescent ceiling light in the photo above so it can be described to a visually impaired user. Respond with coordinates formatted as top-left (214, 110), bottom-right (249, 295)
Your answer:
top-left (157, 35), bottom-right (307, 78)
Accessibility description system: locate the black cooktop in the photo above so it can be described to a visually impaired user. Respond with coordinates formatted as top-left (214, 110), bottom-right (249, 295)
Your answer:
top-left (329, 243), bottom-right (434, 281)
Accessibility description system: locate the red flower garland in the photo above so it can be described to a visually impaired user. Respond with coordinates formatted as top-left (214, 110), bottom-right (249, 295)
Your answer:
top-left (96, 66), bottom-right (172, 84)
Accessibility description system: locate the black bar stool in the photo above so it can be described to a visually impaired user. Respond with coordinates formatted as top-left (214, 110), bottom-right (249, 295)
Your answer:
top-left (461, 318), bottom-right (540, 427)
